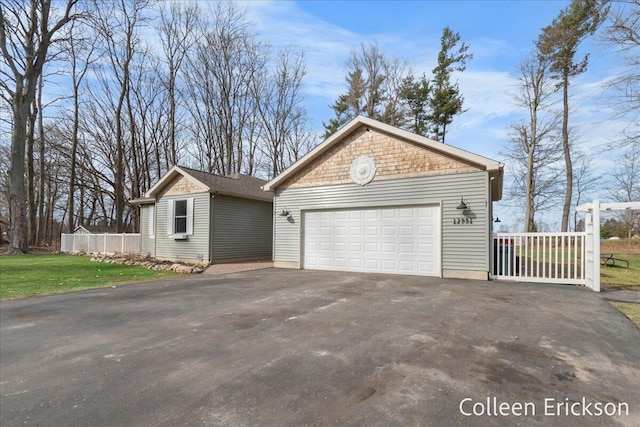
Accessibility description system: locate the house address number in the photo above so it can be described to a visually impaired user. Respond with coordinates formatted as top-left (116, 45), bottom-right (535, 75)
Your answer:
top-left (453, 217), bottom-right (473, 225)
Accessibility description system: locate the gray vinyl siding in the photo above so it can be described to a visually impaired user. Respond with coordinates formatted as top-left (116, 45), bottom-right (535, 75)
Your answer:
top-left (139, 205), bottom-right (155, 256)
top-left (156, 192), bottom-right (210, 262)
top-left (274, 171), bottom-right (489, 272)
top-left (211, 195), bottom-right (273, 261)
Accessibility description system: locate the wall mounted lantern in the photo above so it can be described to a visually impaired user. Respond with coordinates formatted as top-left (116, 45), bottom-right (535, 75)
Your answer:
top-left (494, 217), bottom-right (501, 223)
top-left (456, 197), bottom-right (468, 211)
top-left (279, 208), bottom-right (291, 218)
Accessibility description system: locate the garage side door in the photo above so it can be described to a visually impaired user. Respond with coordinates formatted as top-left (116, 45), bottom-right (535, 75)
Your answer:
top-left (303, 205), bottom-right (440, 276)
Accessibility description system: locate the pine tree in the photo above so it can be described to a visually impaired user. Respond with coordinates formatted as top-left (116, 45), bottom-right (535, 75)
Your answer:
top-left (537, 0), bottom-right (608, 231)
top-left (428, 27), bottom-right (473, 143)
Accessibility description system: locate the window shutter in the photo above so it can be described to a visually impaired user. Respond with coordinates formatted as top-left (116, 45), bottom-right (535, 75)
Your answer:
top-left (149, 205), bottom-right (155, 237)
top-left (167, 200), bottom-right (174, 235)
top-left (186, 198), bottom-right (194, 235)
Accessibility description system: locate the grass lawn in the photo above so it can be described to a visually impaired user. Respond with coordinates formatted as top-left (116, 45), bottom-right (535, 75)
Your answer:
top-left (609, 301), bottom-right (640, 328)
top-left (0, 253), bottom-right (177, 300)
top-left (600, 255), bottom-right (640, 288)
top-left (600, 241), bottom-right (640, 289)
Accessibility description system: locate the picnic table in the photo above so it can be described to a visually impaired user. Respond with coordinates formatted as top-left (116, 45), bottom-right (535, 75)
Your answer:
top-left (600, 253), bottom-right (630, 268)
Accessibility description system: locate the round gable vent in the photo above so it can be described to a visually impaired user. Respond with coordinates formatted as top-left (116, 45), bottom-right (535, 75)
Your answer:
top-left (350, 156), bottom-right (377, 186)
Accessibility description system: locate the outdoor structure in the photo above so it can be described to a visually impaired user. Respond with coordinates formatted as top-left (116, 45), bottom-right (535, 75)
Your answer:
top-left (492, 200), bottom-right (640, 292)
top-left (263, 116), bottom-right (504, 280)
top-left (61, 224), bottom-right (138, 254)
top-left (61, 231), bottom-right (140, 255)
top-left (130, 166), bottom-right (273, 264)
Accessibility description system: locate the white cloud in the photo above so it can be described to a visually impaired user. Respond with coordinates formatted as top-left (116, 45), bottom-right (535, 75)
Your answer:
top-left (240, 0), bottom-right (631, 178)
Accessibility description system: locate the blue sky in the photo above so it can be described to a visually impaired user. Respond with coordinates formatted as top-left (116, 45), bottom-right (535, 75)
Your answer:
top-left (237, 0), bottom-right (625, 230)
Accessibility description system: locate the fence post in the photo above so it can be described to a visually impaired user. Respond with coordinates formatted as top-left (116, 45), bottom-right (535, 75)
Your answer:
top-left (592, 200), bottom-right (600, 292)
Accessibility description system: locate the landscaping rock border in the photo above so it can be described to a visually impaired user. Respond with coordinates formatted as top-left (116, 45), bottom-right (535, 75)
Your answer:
top-left (89, 253), bottom-right (206, 274)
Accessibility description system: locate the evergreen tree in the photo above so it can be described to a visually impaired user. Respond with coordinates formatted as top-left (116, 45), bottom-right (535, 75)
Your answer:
top-left (399, 74), bottom-right (430, 136)
top-left (428, 27), bottom-right (473, 143)
top-left (323, 42), bottom-right (409, 137)
top-left (536, 0), bottom-right (608, 232)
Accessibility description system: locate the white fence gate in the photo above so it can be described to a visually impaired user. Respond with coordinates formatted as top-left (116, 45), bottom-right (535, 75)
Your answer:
top-left (493, 199), bottom-right (639, 292)
top-left (491, 232), bottom-right (586, 285)
top-left (61, 233), bottom-right (141, 254)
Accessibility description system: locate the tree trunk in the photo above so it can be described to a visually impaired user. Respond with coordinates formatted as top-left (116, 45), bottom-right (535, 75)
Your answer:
top-left (561, 70), bottom-right (572, 232)
top-left (26, 101), bottom-right (37, 246)
top-left (525, 142), bottom-right (536, 232)
top-left (67, 88), bottom-right (79, 233)
top-left (37, 73), bottom-right (46, 245)
top-left (7, 97), bottom-right (30, 254)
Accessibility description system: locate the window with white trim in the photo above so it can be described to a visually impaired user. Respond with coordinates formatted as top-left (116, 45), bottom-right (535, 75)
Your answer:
top-left (174, 200), bottom-right (187, 233)
top-left (167, 198), bottom-right (194, 237)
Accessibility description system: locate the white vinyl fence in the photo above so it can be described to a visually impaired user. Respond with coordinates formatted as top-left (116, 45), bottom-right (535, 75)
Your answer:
top-left (491, 232), bottom-right (586, 285)
top-left (61, 233), bottom-right (141, 255)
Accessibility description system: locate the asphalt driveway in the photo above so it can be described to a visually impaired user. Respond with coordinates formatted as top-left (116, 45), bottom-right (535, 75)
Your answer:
top-left (1, 269), bottom-right (639, 426)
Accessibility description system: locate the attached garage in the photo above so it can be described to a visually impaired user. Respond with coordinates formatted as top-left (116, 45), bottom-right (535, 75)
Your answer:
top-left (264, 116), bottom-right (503, 280)
top-left (303, 205), bottom-right (440, 276)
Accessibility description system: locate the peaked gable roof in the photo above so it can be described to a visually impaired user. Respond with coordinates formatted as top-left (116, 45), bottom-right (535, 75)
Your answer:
top-left (143, 165), bottom-right (272, 202)
top-left (264, 116), bottom-right (503, 195)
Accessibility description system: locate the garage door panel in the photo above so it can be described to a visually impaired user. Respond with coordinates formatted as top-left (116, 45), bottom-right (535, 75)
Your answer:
top-left (419, 261), bottom-right (434, 271)
top-left (365, 259), bottom-right (379, 269)
top-left (365, 242), bottom-right (378, 253)
top-left (305, 256), bottom-right (319, 267)
top-left (348, 226), bottom-right (361, 236)
top-left (365, 210), bottom-right (379, 219)
top-left (334, 211), bottom-right (347, 220)
top-left (349, 242), bottom-right (362, 251)
top-left (399, 243), bottom-right (415, 254)
top-left (365, 226), bottom-right (379, 237)
top-left (399, 260), bottom-right (416, 272)
top-left (319, 257), bottom-right (332, 267)
top-left (399, 226), bottom-right (414, 236)
top-left (419, 243), bottom-right (434, 254)
top-left (381, 226), bottom-right (396, 236)
top-left (303, 205), bottom-right (439, 276)
top-left (381, 242), bottom-right (396, 253)
top-left (381, 259), bottom-right (396, 270)
top-left (349, 211), bottom-right (362, 220)
top-left (418, 225), bottom-right (433, 235)
top-left (349, 258), bottom-right (363, 268)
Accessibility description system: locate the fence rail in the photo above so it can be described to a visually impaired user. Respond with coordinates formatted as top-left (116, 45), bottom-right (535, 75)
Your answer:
top-left (492, 232), bottom-right (586, 285)
top-left (61, 233), bottom-right (141, 254)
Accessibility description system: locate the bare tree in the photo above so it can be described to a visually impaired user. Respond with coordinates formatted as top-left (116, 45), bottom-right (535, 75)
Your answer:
top-left (571, 149), bottom-right (599, 230)
top-left (607, 143), bottom-right (640, 242)
top-left (90, 0), bottom-right (150, 232)
top-left (602, 0), bottom-right (640, 137)
top-left (1, 0), bottom-right (81, 253)
top-left (158, 1), bottom-right (199, 169)
top-left (504, 54), bottom-right (562, 232)
top-left (254, 49), bottom-right (308, 178)
top-left (183, 1), bottom-right (268, 175)
top-left (61, 17), bottom-right (96, 233)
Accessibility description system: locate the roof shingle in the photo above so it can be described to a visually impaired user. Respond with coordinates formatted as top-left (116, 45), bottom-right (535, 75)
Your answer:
top-left (170, 166), bottom-right (272, 202)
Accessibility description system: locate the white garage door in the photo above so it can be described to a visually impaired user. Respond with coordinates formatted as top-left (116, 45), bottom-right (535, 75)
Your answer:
top-left (303, 205), bottom-right (440, 276)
